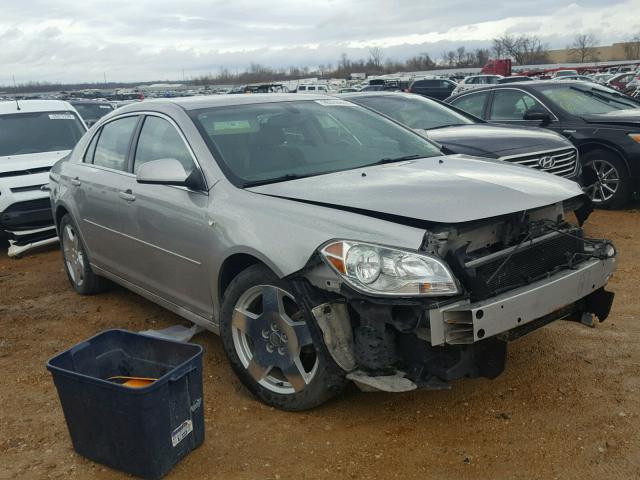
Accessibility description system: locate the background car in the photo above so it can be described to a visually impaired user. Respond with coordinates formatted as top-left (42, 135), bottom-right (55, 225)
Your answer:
top-left (446, 80), bottom-right (640, 207)
top-left (69, 100), bottom-right (115, 127)
top-left (552, 69), bottom-right (579, 78)
top-left (497, 76), bottom-right (534, 84)
top-left (407, 78), bottom-right (457, 100)
top-left (606, 72), bottom-right (637, 91)
top-left (0, 100), bottom-right (86, 255)
top-left (450, 75), bottom-right (502, 96)
top-left (340, 91), bottom-right (581, 182)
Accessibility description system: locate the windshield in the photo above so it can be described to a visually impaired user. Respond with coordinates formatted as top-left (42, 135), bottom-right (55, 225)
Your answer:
top-left (539, 85), bottom-right (640, 114)
top-left (351, 95), bottom-right (476, 130)
top-left (191, 99), bottom-right (442, 186)
top-left (0, 111), bottom-right (85, 157)
top-left (71, 103), bottom-right (114, 121)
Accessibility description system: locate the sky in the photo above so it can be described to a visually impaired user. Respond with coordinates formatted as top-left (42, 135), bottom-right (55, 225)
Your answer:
top-left (1, 0), bottom-right (639, 85)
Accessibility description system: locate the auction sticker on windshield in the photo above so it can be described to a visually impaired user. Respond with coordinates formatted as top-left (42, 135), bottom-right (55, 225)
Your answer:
top-left (48, 114), bottom-right (76, 120)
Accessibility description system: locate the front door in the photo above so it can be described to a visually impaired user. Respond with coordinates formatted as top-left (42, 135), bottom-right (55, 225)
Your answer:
top-left (118, 114), bottom-right (213, 318)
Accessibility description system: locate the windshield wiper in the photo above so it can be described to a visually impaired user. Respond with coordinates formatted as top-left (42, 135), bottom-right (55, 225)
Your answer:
top-left (242, 173), bottom-right (312, 188)
top-left (370, 154), bottom-right (424, 165)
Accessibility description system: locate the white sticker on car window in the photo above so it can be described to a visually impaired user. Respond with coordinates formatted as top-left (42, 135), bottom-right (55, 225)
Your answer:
top-left (314, 99), bottom-right (354, 106)
top-left (49, 114), bottom-right (76, 120)
top-left (99, 105), bottom-right (111, 109)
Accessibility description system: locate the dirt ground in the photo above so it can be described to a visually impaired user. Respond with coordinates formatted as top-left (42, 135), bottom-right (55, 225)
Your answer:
top-left (1, 206), bottom-right (639, 480)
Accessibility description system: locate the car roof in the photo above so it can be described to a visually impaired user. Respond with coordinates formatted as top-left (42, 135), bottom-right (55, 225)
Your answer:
top-left (0, 99), bottom-right (75, 115)
top-left (123, 93), bottom-right (330, 112)
top-left (448, 79), bottom-right (595, 97)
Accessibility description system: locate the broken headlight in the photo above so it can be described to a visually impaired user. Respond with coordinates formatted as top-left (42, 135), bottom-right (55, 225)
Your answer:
top-left (320, 240), bottom-right (460, 297)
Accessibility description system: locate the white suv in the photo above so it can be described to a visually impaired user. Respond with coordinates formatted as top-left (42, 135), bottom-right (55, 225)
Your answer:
top-left (0, 100), bottom-right (86, 256)
top-left (451, 75), bottom-right (502, 96)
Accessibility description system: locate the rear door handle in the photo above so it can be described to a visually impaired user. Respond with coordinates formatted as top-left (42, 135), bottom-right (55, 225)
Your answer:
top-left (118, 190), bottom-right (136, 202)
top-left (70, 177), bottom-right (81, 186)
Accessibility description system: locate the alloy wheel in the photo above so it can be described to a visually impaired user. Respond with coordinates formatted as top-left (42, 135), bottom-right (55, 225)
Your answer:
top-left (62, 224), bottom-right (85, 287)
top-left (231, 285), bottom-right (318, 394)
top-left (587, 159), bottom-right (620, 204)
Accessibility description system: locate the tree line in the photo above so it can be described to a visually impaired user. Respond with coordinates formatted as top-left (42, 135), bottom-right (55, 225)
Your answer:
top-left (5, 33), bottom-right (640, 93)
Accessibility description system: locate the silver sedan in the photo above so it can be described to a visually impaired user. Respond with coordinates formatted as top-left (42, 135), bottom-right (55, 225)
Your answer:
top-left (49, 94), bottom-right (615, 410)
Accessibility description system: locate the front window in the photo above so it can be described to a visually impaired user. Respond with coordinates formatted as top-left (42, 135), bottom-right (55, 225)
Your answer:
top-left (490, 90), bottom-right (545, 120)
top-left (0, 111), bottom-right (85, 157)
top-left (353, 95), bottom-right (476, 129)
top-left (539, 85), bottom-right (640, 115)
top-left (191, 99), bottom-right (442, 186)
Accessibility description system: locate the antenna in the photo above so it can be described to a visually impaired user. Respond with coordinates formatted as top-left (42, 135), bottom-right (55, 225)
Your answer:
top-left (12, 74), bottom-right (20, 110)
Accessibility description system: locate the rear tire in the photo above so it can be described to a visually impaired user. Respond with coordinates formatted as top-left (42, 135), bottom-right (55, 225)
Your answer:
top-left (59, 214), bottom-right (110, 295)
top-left (583, 149), bottom-right (632, 209)
top-left (219, 264), bottom-right (347, 410)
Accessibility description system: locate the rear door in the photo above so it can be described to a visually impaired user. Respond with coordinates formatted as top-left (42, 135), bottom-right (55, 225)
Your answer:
top-left (118, 114), bottom-right (213, 317)
top-left (448, 90), bottom-right (491, 119)
top-left (69, 115), bottom-right (140, 275)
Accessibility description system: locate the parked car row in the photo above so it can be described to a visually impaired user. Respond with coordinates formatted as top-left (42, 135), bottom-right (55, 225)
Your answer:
top-left (445, 81), bottom-right (640, 208)
top-left (46, 93), bottom-right (616, 410)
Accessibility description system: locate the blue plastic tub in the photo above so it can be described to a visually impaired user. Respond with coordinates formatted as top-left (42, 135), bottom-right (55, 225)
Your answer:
top-left (46, 329), bottom-right (204, 479)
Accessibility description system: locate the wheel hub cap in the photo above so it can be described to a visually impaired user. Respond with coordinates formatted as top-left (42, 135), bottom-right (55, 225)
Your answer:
top-left (231, 285), bottom-right (318, 394)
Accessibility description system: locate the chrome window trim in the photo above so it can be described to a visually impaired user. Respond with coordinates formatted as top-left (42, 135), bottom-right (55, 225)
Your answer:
top-left (451, 88), bottom-right (559, 122)
top-left (78, 110), bottom-right (209, 193)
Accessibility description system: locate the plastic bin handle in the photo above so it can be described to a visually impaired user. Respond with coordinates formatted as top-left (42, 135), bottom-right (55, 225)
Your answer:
top-left (169, 365), bottom-right (197, 382)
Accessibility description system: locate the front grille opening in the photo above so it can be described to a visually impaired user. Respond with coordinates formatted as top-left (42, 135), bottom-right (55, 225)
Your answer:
top-left (502, 148), bottom-right (577, 178)
top-left (450, 232), bottom-right (586, 301)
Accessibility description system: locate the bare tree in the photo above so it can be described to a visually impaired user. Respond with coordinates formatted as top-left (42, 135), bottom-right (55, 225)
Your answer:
top-left (568, 33), bottom-right (600, 62)
top-left (492, 34), bottom-right (549, 65)
top-left (623, 34), bottom-right (640, 60)
top-left (368, 47), bottom-right (384, 69)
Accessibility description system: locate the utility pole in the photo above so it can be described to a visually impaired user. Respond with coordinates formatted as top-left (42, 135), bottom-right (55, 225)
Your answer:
top-left (103, 72), bottom-right (107, 86)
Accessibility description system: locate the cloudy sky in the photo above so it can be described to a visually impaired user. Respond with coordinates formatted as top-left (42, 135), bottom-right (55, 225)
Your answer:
top-left (1, 0), bottom-right (639, 85)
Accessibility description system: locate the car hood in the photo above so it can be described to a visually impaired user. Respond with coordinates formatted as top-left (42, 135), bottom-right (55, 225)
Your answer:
top-left (582, 109), bottom-right (640, 126)
top-left (248, 155), bottom-right (584, 224)
top-left (0, 150), bottom-right (71, 174)
top-left (419, 124), bottom-right (570, 158)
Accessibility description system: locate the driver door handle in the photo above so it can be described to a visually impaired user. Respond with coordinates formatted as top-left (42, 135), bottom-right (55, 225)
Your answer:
top-left (70, 177), bottom-right (81, 186)
top-left (118, 189), bottom-right (136, 202)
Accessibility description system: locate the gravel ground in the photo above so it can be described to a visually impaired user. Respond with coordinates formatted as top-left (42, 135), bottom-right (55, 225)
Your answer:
top-left (1, 206), bottom-right (639, 480)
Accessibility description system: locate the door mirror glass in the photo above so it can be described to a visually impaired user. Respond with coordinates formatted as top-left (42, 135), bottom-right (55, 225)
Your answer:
top-left (523, 108), bottom-right (552, 123)
top-left (136, 158), bottom-right (188, 185)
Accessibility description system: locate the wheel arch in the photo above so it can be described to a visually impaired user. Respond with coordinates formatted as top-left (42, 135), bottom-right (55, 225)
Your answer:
top-left (578, 142), bottom-right (631, 176)
top-left (217, 252), bottom-right (282, 304)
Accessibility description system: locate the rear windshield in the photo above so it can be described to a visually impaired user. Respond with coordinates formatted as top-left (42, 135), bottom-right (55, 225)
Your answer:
top-left (191, 99), bottom-right (442, 186)
top-left (71, 103), bottom-right (114, 121)
top-left (352, 95), bottom-right (476, 129)
top-left (0, 111), bottom-right (85, 157)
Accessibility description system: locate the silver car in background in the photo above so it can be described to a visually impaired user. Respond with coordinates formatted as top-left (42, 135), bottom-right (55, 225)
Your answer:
top-left (49, 94), bottom-right (616, 410)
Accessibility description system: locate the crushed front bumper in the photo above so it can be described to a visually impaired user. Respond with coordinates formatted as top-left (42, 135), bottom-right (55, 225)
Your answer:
top-left (1, 197), bottom-right (58, 257)
top-left (428, 257), bottom-right (616, 346)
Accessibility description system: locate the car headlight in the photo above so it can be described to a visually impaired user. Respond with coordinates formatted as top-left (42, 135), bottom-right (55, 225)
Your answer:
top-left (320, 240), bottom-right (460, 297)
top-left (628, 133), bottom-right (640, 144)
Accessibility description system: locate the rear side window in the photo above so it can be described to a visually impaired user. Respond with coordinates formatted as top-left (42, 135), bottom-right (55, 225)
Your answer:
top-left (465, 77), bottom-right (479, 84)
top-left (92, 116), bottom-right (139, 171)
top-left (133, 116), bottom-right (195, 174)
top-left (450, 91), bottom-right (489, 118)
top-left (298, 86), bottom-right (306, 91)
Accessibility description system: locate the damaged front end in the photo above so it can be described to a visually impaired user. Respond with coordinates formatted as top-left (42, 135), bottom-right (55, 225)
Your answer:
top-left (290, 197), bottom-right (616, 393)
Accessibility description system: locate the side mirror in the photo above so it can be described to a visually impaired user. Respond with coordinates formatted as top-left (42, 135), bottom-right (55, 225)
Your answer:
top-left (136, 158), bottom-right (189, 186)
top-left (523, 109), bottom-right (552, 124)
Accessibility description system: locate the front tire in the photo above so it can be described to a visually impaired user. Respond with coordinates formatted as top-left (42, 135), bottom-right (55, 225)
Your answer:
top-left (59, 214), bottom-right (110, 295)
top-left (219, 264), bottom-right (347, 410)
top-left (583, 150), bottom-right (632, 209)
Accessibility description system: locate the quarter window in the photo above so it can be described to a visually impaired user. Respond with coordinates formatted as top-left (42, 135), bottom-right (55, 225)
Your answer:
top-left (490, 90), bottom-right (545, 120)
top-left (83, 131), bottom-right (100, 163)
top-left (92, 116), bottom-right (139, 171)
top-left (134, 116), bottom-right (195, 174)
top-left (450, 92), bottom-right (488, 118)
